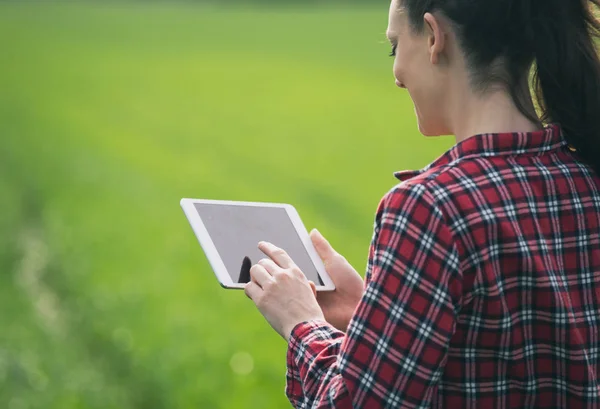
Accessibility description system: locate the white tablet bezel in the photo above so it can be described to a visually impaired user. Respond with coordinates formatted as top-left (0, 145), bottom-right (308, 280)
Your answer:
top-left (180, 198), bottom-right (336, 291)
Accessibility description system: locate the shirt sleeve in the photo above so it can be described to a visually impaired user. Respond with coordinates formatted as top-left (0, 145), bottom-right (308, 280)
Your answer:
top-left (285, 183), bottom-right (463, 408)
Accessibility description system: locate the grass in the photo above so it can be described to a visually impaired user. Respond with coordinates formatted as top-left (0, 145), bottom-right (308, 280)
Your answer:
top-left (0, 2), bottom-right (453, 408)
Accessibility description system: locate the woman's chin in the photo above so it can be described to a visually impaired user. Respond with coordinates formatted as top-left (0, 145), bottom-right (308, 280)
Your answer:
top-left (417, 117), bottom-right (446, 137)
top-left (414, 106), bottom-right (433, 136)
top-left (417, 122), bottom-right (429, 136)
top-left (414, 103), bottom-right (446, 136)
top-left (417, 119), bottom-right (435, 137)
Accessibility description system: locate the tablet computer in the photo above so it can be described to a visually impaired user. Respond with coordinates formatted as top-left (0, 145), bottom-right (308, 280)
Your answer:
top-left (180, 198), bottom-right (335, 291)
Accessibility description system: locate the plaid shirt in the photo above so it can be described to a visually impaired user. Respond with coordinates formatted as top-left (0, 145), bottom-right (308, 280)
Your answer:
top-left (286, 124), bottom-right (600, 409)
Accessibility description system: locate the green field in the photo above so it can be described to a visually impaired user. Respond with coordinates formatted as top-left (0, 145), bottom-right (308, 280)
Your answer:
top-left (0, 3), bottom-right (452, 408)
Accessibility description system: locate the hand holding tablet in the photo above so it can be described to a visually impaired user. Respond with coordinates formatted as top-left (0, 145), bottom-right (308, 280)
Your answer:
top-left (180, 199), bottom-right (336, 291)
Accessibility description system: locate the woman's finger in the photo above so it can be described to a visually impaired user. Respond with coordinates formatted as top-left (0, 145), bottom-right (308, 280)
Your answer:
top-left (258, 258), bottom-right (281, 274)
top-left (258, 241), bottom-right (294, 269)
top-left (250, 263), bottom-right (273, 288)
top-left (244, 281), bottom-right (261, 300)
top-left (308, 280), bottom-right (317, 298)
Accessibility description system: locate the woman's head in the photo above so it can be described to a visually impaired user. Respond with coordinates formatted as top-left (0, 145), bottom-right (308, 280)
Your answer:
top-left (387, 0), bottom-right (540, 137)
top-left (388, 0), bottom-right (600, 174)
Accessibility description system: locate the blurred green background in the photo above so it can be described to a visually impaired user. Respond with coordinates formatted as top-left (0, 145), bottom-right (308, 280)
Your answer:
top-left (0, 1), bottom-right (452, 408)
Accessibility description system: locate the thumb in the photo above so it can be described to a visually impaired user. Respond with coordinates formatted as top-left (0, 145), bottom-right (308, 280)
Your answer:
top-left (308, 281), bottom-right (317, 298)
top-left (310, 228), bottom-right (336, 262)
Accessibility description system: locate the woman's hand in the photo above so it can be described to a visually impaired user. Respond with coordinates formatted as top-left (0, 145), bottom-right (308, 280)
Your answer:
top-left (245, 242), bottom-right (325, 341)
top-left (309, 229), bottom-right (365, 332)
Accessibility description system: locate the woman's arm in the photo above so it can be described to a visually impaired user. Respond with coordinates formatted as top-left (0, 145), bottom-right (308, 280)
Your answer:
top-left (286, 183), bottom-right (463, 408)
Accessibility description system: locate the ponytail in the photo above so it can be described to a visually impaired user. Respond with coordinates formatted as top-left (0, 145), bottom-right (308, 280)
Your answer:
top-left (531, 0), bottom-right (600, 174)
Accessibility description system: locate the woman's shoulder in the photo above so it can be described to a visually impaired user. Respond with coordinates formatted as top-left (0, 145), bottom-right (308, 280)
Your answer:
top-left (376, 178), bottom-right (442, 223)
top-left (377, 155), bottom-right (502, 224)
top-left (389, 154), bottom-right (511, 203)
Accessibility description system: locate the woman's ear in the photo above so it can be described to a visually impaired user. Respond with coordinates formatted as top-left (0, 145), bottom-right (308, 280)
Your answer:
top-left (424, 12), bottom-right (446, 65)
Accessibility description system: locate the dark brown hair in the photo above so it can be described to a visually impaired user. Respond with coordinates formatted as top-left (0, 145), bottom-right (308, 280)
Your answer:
top-left (403, 0), bottom-right (600, 174)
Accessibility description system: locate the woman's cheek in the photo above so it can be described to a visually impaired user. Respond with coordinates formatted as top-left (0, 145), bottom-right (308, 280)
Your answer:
top-left (393, 60), bottom-right (403, 87)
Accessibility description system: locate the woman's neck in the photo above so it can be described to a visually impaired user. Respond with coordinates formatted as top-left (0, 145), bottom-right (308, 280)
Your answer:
top-left (449, 85), bottom-right (542, 143)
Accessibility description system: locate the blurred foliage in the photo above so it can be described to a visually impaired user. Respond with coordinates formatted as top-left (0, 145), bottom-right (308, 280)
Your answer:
top-left (0, 2), bottom-right (452, 408)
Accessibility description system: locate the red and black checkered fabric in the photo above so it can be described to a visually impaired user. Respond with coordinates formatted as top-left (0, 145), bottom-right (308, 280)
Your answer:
top-left (286, 124), bottom-right (600, 409)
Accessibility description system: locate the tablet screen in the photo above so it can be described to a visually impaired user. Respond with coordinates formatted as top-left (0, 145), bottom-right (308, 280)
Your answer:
top-left (194, 203), bottom-right (324, 285)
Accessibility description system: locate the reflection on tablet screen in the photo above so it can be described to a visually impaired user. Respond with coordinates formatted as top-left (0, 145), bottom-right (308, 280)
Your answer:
top-left (194, 203), bottom-right (324, 286)
top-left (239, 256), bottom-right (252, 284)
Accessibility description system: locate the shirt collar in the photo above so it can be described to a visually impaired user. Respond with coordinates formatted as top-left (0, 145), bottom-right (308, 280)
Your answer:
top-left (394, 123), bottom-right (567, 181)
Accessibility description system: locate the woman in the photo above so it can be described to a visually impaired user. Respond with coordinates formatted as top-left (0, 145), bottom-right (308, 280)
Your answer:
top-left (245, 0), bottom-right (600, 407)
